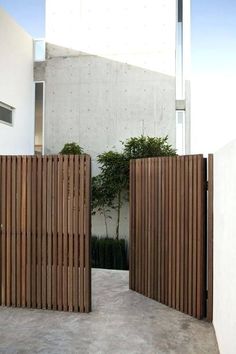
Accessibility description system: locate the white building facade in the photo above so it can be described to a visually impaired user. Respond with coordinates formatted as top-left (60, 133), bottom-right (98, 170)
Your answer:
top-left (0, 7), bottom-right (34, 155)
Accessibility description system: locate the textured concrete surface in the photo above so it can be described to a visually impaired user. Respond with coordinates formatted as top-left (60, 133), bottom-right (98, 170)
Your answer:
top-left (34, 42), bottom-right (179, 239)
top-left (0, 269), bottom-right (219, 354)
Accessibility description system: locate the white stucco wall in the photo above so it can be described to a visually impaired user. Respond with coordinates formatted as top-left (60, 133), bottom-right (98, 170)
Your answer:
top-left (213, 139), bottom-right (236, 354)
top-left (46, 0), bottom-right (176, 76)
top-left (0, 7), bottom-right (34, 155)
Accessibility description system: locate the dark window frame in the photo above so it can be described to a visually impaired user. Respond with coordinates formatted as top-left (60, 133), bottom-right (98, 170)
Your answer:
top-left (178, 0), bottom-right (183, 23)
top-left (0, 101), bottom-right (14, 126)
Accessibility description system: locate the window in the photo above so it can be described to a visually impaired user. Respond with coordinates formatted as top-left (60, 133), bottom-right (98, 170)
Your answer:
top-left (178, 0), bottom-right (183, 22)
top-left (0, 102), bottom-right (13, 125)
top-left (176, 110), bottom-right (185, 155)
top-left (34, 82), bottom-right (44, 154)
top-left (176, 0), bottom-right (184, 99)
top-left (34, 39), bottom-right (46, 61)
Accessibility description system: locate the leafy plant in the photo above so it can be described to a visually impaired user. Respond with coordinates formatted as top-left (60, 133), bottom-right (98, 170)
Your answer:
top-left (60, 142), bottom-right (83, 155)
top-left (92, 175), bottom-right (113, 238)
top-left (95, 151), bottom-right (128, 240)
top-left (123, 135), bottom-right (176, 160)
top-left (93, 135), bottom-right (176, 239)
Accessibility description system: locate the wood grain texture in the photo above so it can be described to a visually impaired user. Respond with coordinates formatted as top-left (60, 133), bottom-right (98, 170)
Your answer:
top-left (129, 155), bottom-right (208, 319)
top-left (0, 155), bottom-right (91, 313)
top-left (207, 154), bottom-right (214, 322)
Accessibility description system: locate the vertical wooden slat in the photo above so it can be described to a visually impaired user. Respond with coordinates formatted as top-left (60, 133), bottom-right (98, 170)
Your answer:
top-left (147, 159), bottom-right (150, 297)
top-left (184, 156), bottom-right (189, 314)
top-left (188, 155), bottom-right (193, 316)
top-left (144, 159), bottom-right (148, 297)
top-left (153, 158), bottom-right (158, 301)
top-left (196, 155), bottom-right (204, 319)
top-left (160, 158), bottom-right (165, 303)
top-left (26, 157), bottom-right (32, 308)
top-left (21, 157), bottom-right (27, 308)
top-left (79, 155), bottom-right (85, 312)
top-left (172, 157), bottom-right (177, 308)
top-left (129, 160), bottom-right (133, 290)
top-left (57, 155), bottom-right (63, 311)
top-left (52, 156), bottom-right (58, 310)
top-left (84, 155), bottom-right (91, 312)
top-left (165, 158), bottom-right (169, 305)
top-left (196, 156), bottom-right (201, 318)
top-left (63, 156), bottom-right (68, 311)
top-left (1, 157), bottom-right (6, 306)
top-left (11, 157), bottom-right (16, 307)
top-left (73, 155), bottom-right (79, 312)
top-left (47, 156), bottom-right (52, 309)
top-left (42, 156), bottom-right (47, 309)
top-left (168, 157), bottom-right (172, 307)
top-left (145, 159), bottom-right (148, 297)
top-left (175, 157), bottom-right (180, 310)
top-left (31, 156), bottom-right (37, 308)
top-left (16, 157), bottom-right (21, 307)
top-left (68, 155), bottom-right (74, 312)
top-left (37, 156), bottom-right (42, 309)
top-left (6, 157), bottom-right (11, 306)
top-left (157, 158), bottom-right (162, 302)
top-left (136, 160), bottom-right (141, 293)
top-left (155, 157), bottom-right (159, 301)
top-left (192, 155), bottom-right (198, 318)
top-left (180, 157), bottom-right (185, 312)
top-left (136, 160), bottom-right (141, 294)
top-left (207, 154), bottom-right (214, 322)
top-left (140, 160), bottom-right (144, 295)
top-left (149, 158), bottom-right (154, 299)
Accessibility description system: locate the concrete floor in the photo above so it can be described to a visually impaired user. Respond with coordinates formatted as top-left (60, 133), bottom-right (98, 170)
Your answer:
top-left (0, 269), bottom-right (219, 354)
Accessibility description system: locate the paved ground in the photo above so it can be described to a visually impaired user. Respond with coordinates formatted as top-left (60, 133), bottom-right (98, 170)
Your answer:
top-left (0, 269), bottom-right (219, 354)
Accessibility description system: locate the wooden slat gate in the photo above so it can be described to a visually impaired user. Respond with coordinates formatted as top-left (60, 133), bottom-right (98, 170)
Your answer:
top-left (0, 155), bottom-right (91, 313)
top-left (129, 155), bottom-right (213, 320)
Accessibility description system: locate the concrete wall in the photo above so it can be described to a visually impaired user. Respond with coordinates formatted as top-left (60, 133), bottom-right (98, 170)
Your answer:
top-left (46, 0), bottom-right (176, 76)
top-left (35, 43), bottom-right (176, 237)
top-left (42, 0), bottom-right (191, 237)
top-left (0, 7), bottom-right (34, 155)
top-left (35, 44), bottom-right (176, 164)
top-left (213, 139), bottom-right (236, 354)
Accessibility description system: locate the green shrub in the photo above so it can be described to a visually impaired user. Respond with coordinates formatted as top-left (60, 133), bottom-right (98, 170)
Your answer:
top-left (92, 136), bottom-right (176, 239)
top-left (123, 135), bottom-right (176, 160)
top-left (60, 142), bottom-right (83, 155)
top-left (92, 236), bottom-right (128, 270)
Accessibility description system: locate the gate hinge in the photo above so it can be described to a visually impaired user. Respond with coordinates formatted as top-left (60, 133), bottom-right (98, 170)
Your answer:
top-left (205, 181), bottom-right (208, 191)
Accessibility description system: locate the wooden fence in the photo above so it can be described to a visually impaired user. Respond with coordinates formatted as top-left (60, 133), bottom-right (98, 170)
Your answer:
top-left (0, 154), bottom-right (91, 313)
top-left (129, 155), bottom-right (213, 320)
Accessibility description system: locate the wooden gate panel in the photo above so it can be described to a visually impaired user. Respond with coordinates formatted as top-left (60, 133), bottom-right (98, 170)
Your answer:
top-left (130, 155), bottom-right (209, 319)
top-left (207, 154), bottom-right (214, 321)
top-left (0, 155), bottom-right (91, 313)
